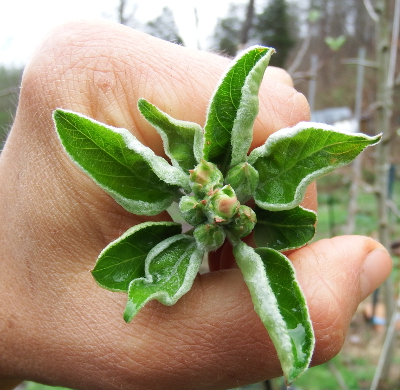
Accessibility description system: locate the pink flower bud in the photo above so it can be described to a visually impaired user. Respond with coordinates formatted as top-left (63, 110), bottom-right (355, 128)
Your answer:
top-left (189, 159), bottom-right (223, 197)
top-left (209, 185), bottom-right (240, 222)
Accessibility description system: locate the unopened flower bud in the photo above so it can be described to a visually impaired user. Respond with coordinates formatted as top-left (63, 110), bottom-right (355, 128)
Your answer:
top-left (193, 223), bottom-right (226, 252)
top-left (226, 205), bottom-right (257, 238)
top-left (208, 185), bottom-right (240, 222)
top-left (189, 159), bottom-right (224, 197)
top-left (225, 162), bottom-right (259, 203)
top-left (179, 196), bottom-right (206, 226)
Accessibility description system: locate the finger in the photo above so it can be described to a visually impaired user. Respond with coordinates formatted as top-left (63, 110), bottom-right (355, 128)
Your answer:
top-left (16, 20), bottom-right (308, 156)
top-left (265, 66), bottom-right (295, 87)
top-left (289, 236), bottom-right (392, 365)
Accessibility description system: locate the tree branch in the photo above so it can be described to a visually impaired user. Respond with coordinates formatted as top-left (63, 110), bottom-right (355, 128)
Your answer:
top-left (363, 0), bottom-right (379, 22)
top-left (288, 34), bottom-right (311, 75)
top-left (388, 0), bottom-right (400, 88)
top-left (239, 0), bottom-right (255, 47)
top-left (387, 199), bottom-right (400, 219)
top-left (0, 87), bottom-right (19, 97)
top-left (369, 288), bottom-right (400, 390)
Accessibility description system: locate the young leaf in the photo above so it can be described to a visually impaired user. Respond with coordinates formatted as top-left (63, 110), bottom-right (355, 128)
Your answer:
top-left (248, 123), bottom-right (381, 211)
top-left (53, 109), bottom-right (190, 215)
top-left (124, 234), bottom-right (204, 322)
top-left (202, 46), bottom-right (275, 172)
top-left (233, 242), bottom-right (314, 384)
top-left (92, 222), bottom-right (182, 292)
top-left (254, 206), bottom-right (316, 251)
top-left (138, 98), bottom-right (203, 172)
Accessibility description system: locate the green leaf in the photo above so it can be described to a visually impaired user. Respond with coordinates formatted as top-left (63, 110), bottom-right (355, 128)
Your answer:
top-left (124, 234), bottom-right (204, 322)
top-left (233, 242), bottom-right (314, 384)
top-left (53, 109), bottom-right (190, 215)
top-left (325, 35), bottom-right (346, 51)
top-left (202, 46), bottom-right (275, 173)
top-left (138, 98), bottom-right (203, 172)
top-left (92, 222), bottom-right (182, 292)
top-left (248, 123), bottom-right (381, 210)
top-left (254, 206), bottom-right (316, 251)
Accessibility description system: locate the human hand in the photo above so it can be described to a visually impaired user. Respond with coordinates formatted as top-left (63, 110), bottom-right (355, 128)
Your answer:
top-left (0, 20), bottom-right (392, 390)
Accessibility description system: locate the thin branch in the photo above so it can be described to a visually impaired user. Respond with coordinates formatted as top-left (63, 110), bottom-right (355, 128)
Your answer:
top-left (287, 34), bottom-right (311, 75)
top-left (361, 182), bottom-right (374, 193)
top-left (365, 101), bottom-right (381, 116)
top-left (388, 0), bottom-right (400, 88)
top-left (193, 7), bottom-right (201, 50)
top-left (117, 0), bottom-right (137, 26)
top-left (327, 361), bottom-right (350, 390)
top-left (395, 72), bottom-right (400, 85)
top-left (291, 61), bottom-right (324, 83)
top-left (239, 0), bottom-right (255, 46)
top-left (369, 288), bottom-right (400, 390)
top-left (0, 87), bottom-right (19, 97)
top-left (341, 58), bottom-right (378, 68)
top-left (364, 0), bottom-right (379, 22)
top-left (387, 199), bottom-right (400, 219)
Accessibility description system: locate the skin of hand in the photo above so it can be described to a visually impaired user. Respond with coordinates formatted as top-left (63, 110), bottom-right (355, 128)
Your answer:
top-left (0, 20), bottom-right (392, 390)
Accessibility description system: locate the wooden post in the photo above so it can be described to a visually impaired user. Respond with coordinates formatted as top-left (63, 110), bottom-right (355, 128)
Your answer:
top-left (345, 47), bottom-right (366, 235)
top-left (370, 0), bottom-right (398, 384)
top-left (308, 54), bottom-right (318, 113)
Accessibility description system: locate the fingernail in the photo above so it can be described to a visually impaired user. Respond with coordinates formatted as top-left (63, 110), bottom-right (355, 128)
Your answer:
top-left (360, 248), bottom-right (392, 300)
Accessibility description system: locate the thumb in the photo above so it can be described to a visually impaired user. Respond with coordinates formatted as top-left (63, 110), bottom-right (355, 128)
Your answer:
top-left (288, 235), bottom-right (392, 366)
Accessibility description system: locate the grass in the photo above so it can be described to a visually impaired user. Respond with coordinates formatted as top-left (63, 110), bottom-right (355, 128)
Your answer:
top-left (315, 170), bottom-right (400, 242)
top-left (295, 356), bottom-right (374, 390)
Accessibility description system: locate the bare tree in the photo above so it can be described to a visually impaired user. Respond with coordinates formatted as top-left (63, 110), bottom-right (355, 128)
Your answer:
top-left (239, 0), bottom-right (255, 50)
top-left (0, 66), bottom-right (23, 148)
top-left (212, 3), bottom-right (245, 56)
top-left (370, 0), bottom-right (399, 384)
top-left (145, 7), bottom-right (184, 45)
top-left (117, 0), bottom-right (137, 26)
top-left (345, 47), bottom-right (366, 235)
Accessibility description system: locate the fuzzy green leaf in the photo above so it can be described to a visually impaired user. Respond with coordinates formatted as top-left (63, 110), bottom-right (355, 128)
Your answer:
top-left (249, 123), bottom-right (381, 210)
top-left (53, 109), bottom-right (190, 215)
top-left (233, 242), bottom-right (314, 384)
top-left (254, 206), bottom-right (316, 251)
top-left (202, 46), bottom-right (274, 173)
top-left (138, 98), bottom-right (203, 172)
top-left (124, 235), bottom-right (204, 322)
top-left (92, 222), bottom-right (182, 292)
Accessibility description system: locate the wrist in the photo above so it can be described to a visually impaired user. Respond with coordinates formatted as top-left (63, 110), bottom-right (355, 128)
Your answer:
top-left (0, 227), bottom-right (25, 387)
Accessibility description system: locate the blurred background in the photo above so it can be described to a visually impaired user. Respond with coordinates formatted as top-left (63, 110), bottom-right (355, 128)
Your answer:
top-left (1, 0), bottom-right (400, 389)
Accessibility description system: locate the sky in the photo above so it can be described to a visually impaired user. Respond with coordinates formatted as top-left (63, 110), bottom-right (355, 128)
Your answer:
top-left (0, 0), bottom-right (248, 67)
